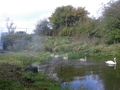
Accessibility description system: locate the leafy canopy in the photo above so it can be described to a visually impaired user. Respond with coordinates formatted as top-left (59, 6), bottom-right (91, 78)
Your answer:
top-left (49, 5), bottom-right (89, 29)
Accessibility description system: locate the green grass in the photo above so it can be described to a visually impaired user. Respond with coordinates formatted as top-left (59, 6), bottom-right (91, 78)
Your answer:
top-left (0, 64), bottom-right (65, 90)
top-left (0, 51), bottom-right (67, 90)
top-left (0, 51), bottom-right (51, 66)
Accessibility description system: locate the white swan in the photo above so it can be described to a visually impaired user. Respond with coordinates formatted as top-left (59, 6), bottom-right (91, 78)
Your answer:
top-left (63, 53), bottom-right (68, 60)
top-left (80, 56), bottom-right (86, 61)
top-left (54, 54), bottom-right (59, 58)
top-left (105, 58), bottom-right (116, 65)
top-left (50, 53), bottom-right (54, 57)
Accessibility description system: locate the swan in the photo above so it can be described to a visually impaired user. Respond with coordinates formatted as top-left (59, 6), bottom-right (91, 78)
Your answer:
top-left (50, 53), bottom-right (54, 57)
top-left (63, 53), bottom-right (68, 60)
top-left (105, 58), bottom-right (116, 65)
top-left (54, 54), bottom-right (59, 58)
top-left (63, 56), bottom-right (68, 60)
top-left (80, 56), bottom-right (86, 61)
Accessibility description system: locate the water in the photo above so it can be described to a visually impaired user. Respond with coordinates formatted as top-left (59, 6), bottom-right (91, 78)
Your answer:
top-left (51, 57), bottom-right (120, 90)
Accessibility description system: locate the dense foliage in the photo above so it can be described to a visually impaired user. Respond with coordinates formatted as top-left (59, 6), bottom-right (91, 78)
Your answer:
top-left (35, 0), bottom-right (120, 44)
top-left (2, 1), bottom-right (120, 52)
top-left (49, 5), bottom-right (89, 29)
top-left (101, 0), bottom-right (120, 44)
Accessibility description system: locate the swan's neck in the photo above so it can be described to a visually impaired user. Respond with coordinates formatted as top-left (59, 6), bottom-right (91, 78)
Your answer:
top-left (114, 59), bottom-right (116, 64)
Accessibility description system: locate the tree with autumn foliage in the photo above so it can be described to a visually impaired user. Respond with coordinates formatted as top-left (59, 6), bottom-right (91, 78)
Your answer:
top-left (49, 5), bottom-right (89, 30)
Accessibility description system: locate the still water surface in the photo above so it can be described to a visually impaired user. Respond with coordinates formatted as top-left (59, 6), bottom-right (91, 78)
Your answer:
top-left (53, 57), bottom-right (120, 90)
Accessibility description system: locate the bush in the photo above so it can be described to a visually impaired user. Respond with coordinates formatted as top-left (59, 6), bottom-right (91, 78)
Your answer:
top-left (59, 27), bottom-right (74, 36)
top-left (2, 34), bottom-right (32, 51)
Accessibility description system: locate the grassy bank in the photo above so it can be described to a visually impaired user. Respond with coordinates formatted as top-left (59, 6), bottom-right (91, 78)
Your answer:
top-left (38, 36), bottom-right (120, 58)
top-left (0, 52), bottom-right (67, 90)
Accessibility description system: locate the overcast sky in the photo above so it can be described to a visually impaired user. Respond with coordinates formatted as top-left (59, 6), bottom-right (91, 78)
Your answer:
top-left (0, 0), bottom-right (113, 34)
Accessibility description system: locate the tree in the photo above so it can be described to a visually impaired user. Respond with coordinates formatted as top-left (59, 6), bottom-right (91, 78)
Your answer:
top-left (34, 19), bottom-right (52, 36)
top-left (6, 17), bottom-right (16, 34)
top-left (49, 5), bottom-right (89, 29)
top-left (101, 0), bottom-right (120, 44)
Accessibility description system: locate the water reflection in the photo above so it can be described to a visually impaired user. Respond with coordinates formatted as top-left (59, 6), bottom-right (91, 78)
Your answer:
top-left (106, 64), bottom-right (116, 70)
top-left (53, 57), bottom-right (120, 90)
top-left (61, 75), bottom-right (104, 90)
top-left (58, 64), bottom-right (105, 90)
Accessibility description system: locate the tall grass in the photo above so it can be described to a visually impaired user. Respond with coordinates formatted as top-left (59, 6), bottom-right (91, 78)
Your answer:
top-left (40, 36), bottom-right (120, 58)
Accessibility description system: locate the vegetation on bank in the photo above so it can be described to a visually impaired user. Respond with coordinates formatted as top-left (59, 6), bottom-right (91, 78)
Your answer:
top-left (2, 35), bottom-right (120, 58)
top-left (34, 0), bottom-right (120, 45)
top-left (0, 35), bottom-right (119, 89)
top-left (1, 0), bottom-right (120, 57)
top-left (0, 52), bottom-right (68, 90)
top-left (0, 36), bottom-right (120, 90)
top-left (0, 0), bottom-right (120, 89)
top-left (39, 36), bottom-right (120, 58)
